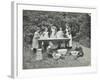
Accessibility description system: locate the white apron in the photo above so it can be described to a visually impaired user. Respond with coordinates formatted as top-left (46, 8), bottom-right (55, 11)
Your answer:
top-left (32, 32), bottom-right (40, 49)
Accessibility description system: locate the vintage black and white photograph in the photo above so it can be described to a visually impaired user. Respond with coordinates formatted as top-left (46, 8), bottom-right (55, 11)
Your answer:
top-left (23, 10), bottom-right (91, 69)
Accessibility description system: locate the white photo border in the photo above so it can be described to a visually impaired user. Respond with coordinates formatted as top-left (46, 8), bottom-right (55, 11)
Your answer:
top-left (11, 2), bottom-right (97, 78)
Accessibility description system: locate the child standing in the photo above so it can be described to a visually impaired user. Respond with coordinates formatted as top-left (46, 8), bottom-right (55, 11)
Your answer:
top-left (42, 27), bottom-right (49, 51)
top-left (56, 27), bottom-right (64, 49)
top-left (65, 24), bottom-right (69, 38)
top-left (32, 27), bottom-right (40, 53)
top-left (65, 24), bottom-right (72, 48)
top-left (67, 29), bottom-right (72, 48)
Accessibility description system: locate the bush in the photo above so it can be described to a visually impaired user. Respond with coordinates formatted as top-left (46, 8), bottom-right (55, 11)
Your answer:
top-left (23, 10), bottom-right (91, 48)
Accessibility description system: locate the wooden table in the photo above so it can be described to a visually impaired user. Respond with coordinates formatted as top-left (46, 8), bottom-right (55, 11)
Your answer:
top-left (38, 38), bottom-right (70, 49)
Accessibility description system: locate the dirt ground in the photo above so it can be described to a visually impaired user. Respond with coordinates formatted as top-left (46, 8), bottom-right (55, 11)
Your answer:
top-left (23, 42), bottom-right (91, 69)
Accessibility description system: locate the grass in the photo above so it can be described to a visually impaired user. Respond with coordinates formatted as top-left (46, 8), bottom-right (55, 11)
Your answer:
top-left (23, 41), bottom-right (91, 69)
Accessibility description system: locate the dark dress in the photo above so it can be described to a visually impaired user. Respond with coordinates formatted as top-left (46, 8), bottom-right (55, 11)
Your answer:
top-left (75, 46), bottom-right (84, 57)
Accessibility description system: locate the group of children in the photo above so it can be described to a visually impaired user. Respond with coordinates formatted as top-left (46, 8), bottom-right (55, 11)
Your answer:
top-left (31, 24), bottom-right (72, 53)
top-left (31, 24), bottom-right (84, 60)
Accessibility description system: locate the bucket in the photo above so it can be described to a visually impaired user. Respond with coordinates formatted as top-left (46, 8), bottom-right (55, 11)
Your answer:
top-left (36, 49), bottom-right (43, 60)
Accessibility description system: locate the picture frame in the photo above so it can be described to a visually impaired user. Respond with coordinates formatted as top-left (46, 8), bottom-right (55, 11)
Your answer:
top-left (11, 1), bottom-right (97, 78)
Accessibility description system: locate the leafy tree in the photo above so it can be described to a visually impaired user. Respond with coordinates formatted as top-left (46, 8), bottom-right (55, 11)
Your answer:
top-left (23, 10), bottom-right (91, 48)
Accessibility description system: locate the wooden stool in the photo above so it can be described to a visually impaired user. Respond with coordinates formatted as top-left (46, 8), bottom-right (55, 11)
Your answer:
top-left (36, 49), bottom-right (43, 61)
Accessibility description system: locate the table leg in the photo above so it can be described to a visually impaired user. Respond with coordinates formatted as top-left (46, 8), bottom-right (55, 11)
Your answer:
top-left (38, 41), bottom-right (42, 48)
top-left (65, 40), bottom-right (69, 48)
top-left (58, 41), bottom-right (61, 49)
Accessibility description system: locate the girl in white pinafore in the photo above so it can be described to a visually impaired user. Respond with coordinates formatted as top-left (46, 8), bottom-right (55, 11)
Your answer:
top-left (65, 25), bottom-right (72, 48)
top-left (67, 32), bottom-right (72, 47)
top-left (43, 27), bottom-right (49, 39)
top-left (40, 27), bottom-right (49, 39)
top-left (56, 27), bottom-right (64, 38)
top-left (50, 26), bottom-right (57, 38)
top-left (49, 26), bottom-right (58, 49)
top-left (65, 25), bottom-right (69, 38)
top-left (41, 27), bottom-right (49, 50)
top-left (32, 29), bottom-right (40, 53)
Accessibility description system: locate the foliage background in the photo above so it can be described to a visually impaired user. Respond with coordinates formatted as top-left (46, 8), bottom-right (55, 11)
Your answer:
top-left (23, 10), bottom-right (91, 48)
